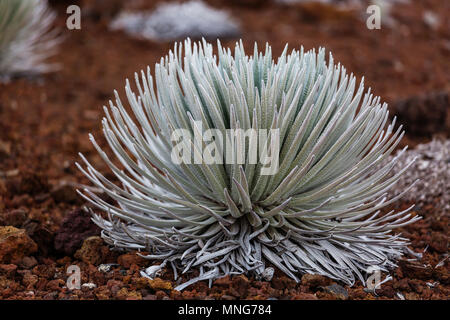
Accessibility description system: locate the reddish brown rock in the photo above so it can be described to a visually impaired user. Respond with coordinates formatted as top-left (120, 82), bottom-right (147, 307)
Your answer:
top-left (20, 256), bottom-right (38, 269)
top-left (117, 252), bottom-right (147, 268)
top-left (0, 264), bottom-right (17, 277)
top-left (430, 232), bottom-right (448, 253)
top-left (300, 274), bottom-right (331, 289)
top-left (56, 256), bottom-right (72, 266)
top-left (134, 277), bottom-right (150, 289)
top-left (95, 287), bottom-right (111, 300)
top-left (46, 279), bottom-right (65, 291)
top-left (22, 272), bottom-right (38, 289)
top-left (32, 264), bottom-right (56, 279)
top-left (147, 277), bottom-right (173, 291)
top-left (271, 275), bottom-right (297, 290)
top-left (0, 226), bottom-right (38, 264)
top-left (291, 293), bottom-right (318, 300)
top-left (106, 280), bottom-right (123, 295)
top-left (230, 274), bottom-right (250, 297)
top-left (433, 265), bottom-right (449, 285)
top-left (408, 280), bottom-right (424, 294)
top-left (116, 287), bottom-right (142, 300)
top-left (377, 284), bottom-right (395, 298)
top-left (0, 277), bottom-right (17, 291)
top-left (213, 275), bottom-right (231, 286)
top-left (74, 236), bottom-right (105, 265)
top-left (155, 290), bottom-right (168, 299)
top-left (0, 209), bottom-right (27, 227)
top-left (405, 292), bottom-right (420, 300)
top-left (393, 278), bottom-right (411, 291)
top-left (350, 288), bottom-right (368, 299)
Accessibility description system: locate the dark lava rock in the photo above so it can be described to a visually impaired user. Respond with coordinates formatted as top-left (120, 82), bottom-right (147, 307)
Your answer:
top-left (397, 260), bottom-right (433, 280)
top-left (392, 90), bottom-right (450, 138)
top-left (6, 171), bottom-right (50, 196)
top-left (23, 220), bottom-right (54, 256)
top-left (51, 183), bottom-right (79, 204)
top-left (0, 209), bottom-right (28, 227)
top-left (321, 283), bottom-right (349, 300)
top-left (54, 209), bottom-right (101, 256)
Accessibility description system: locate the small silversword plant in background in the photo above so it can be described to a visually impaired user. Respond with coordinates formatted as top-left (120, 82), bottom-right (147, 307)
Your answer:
top-left (0, 0), bottom-right (59, 81)
top-left (77, 39), bottom-right (420, 290)
top-left (110, 0), bottom-right (240, 42)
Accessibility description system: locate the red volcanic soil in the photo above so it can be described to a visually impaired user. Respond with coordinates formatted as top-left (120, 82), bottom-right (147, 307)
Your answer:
top-left (0, 0), bottom-right (448, 300)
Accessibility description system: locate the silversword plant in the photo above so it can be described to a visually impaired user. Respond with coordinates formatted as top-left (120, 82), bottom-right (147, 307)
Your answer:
top-left (78, 39), bottom-right (420, 290)
top-left (0, 0), bottom-right (59, 81)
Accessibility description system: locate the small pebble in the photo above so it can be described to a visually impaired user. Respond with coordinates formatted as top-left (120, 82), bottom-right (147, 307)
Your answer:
top-left (81, 283), bottom-right (97, 290)
top-left (98, 264), bottom-right (116, 273)
top-left (261, 267), bottom-right (274, 281)
top-left (323, 283), bottom-right (349, 300)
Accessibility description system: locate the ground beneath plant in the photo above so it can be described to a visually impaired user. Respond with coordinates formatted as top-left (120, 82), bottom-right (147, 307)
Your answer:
top-left (0, 0), bottom-right (448, 300)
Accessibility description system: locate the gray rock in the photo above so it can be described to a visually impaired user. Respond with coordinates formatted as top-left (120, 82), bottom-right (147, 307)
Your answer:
top-left (386, 139), bottom-right (449, 214)
top-left (323, 283), bottom-right (349, 300)
top-left (261, 267), bottom-right (275, 281)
